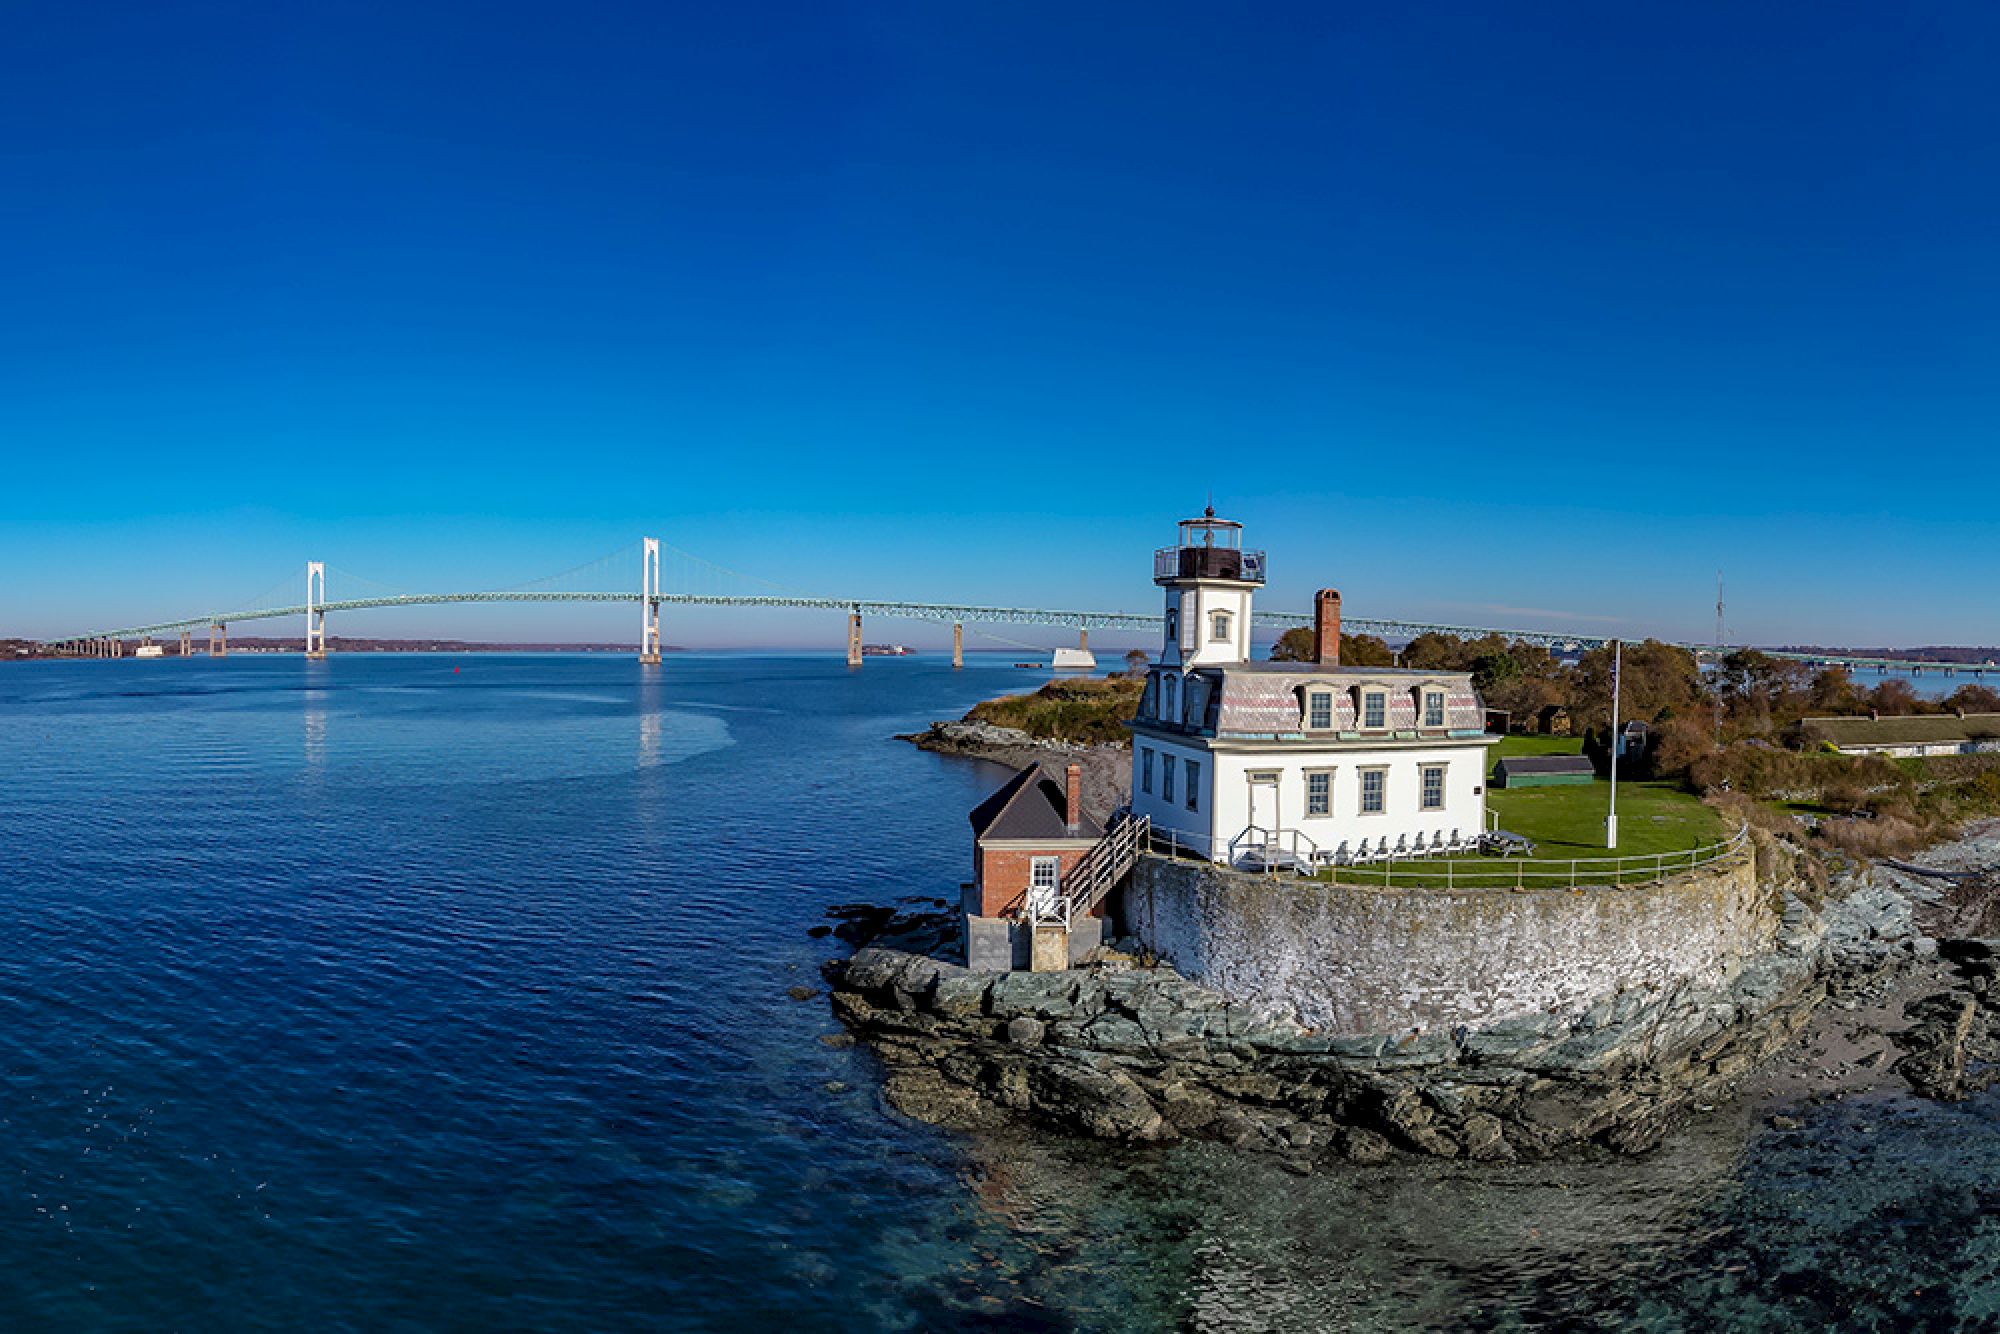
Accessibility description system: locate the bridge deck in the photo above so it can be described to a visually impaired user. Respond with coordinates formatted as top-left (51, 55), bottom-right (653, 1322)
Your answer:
top-left (39, 590), bottom-right (1993, 675)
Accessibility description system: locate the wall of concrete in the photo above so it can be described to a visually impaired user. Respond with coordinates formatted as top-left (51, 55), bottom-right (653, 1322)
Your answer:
top-left (964, 914), bottom-right (1103, 972)
top-left (1123, 849), bottom-right (1776, 1036)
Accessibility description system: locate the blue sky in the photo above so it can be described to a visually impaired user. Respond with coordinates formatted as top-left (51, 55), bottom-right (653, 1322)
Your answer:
top-left (4, 2), bottom-right (1997, 649)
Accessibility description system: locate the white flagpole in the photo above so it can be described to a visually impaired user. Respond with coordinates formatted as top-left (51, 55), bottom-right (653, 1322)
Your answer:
top-left (1607, 638), bottom-right (1622, 849)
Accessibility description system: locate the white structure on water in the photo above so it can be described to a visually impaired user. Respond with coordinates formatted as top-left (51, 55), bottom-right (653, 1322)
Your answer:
top-left (1129, 510), bottom-right (1498, 867)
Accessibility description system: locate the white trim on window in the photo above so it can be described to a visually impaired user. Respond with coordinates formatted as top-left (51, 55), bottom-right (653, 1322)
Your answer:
top-left (1421, 764), bottom-right (1446, 811)
top-left (1307, 690), bottom-right (1333, 731)
top-left (1359, 766), bottom-right (1387, 815)
top-left (1305, 768), bottom-right (1333, 817)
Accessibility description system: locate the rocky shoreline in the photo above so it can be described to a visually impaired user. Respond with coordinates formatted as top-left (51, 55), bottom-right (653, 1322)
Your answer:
top-left (899, 718), bottom-right (1130, 823)
top-left (825, 823), bottom-right (2000, 1169)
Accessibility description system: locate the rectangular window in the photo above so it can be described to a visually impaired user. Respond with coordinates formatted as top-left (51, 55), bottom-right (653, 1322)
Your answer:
top-left (1360, 768), bottom-right (1386, 814)
top-left (1421, 765), bottom-right (1446, 811)
top-left (1308, 691), bottom-right (1332, 730)
top-left (1211, 610), bottom-right (1232, 641)
top-left (1363, 692), bottom-right (1387, 730)
top-left (1185, 760), bottom-right (1200, 811)
top-left (1162, 755), bottom-right (1176, 803)
top-left (1306, 771), bottom-right (1331, 816)
top-left (1140, 748), bottom-right (1154, 794)
top-left (1028, 856), bottom-right (1059, 916)
top-left (1424, 691), bottom-right (1446, 729)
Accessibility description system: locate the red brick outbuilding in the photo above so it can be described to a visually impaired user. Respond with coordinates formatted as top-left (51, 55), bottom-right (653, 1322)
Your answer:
top-left (966, 762), bottom-right (1104, 919)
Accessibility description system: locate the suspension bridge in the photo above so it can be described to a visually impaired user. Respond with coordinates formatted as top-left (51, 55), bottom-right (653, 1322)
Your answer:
top-left (35, 536), bottom-right (1995, 678)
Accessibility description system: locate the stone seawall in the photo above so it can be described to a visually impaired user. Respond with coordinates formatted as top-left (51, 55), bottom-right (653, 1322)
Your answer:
top-left (1124, 849), bottom-right (1777, 1036)
top-left (827, 840), bottom-right (1927, 1165)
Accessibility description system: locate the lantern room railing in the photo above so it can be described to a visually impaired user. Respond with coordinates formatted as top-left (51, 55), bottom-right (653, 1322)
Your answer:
top-left (1154, 546), bottom-right (1266, 583)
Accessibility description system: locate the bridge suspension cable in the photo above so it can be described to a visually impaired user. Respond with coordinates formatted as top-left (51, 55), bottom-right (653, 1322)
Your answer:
top-left (37, 536), bottom-right (1997, 680)
top-left (498, 541), bottom-right (642, 595)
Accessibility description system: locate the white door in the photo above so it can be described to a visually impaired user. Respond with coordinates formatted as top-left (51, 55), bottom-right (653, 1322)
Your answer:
top-left (1027, 857), bottom-right (1060, 919)
top-left (1247, 773), bottom-right (1280, 836)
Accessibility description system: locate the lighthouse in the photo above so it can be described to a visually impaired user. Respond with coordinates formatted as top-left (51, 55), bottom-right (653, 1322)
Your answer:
top-left (1132, 508), bottom-right (1496, 867)
top-left (1152, 506), bottom-right (1263, 670)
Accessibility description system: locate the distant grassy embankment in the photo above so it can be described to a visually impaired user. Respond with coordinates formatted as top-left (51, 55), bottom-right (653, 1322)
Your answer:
top-left (967, 678), bottom-right (1143, 746)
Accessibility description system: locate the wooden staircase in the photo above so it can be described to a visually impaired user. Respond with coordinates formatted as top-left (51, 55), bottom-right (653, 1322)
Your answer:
top-left (1029, 811), bottom-right (1151, 931)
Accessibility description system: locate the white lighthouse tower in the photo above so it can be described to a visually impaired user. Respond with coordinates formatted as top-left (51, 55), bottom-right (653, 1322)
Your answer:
top-left (1153, 506), bottom-right (1263, 669)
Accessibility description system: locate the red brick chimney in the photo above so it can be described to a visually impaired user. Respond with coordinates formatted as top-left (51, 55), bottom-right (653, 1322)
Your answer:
top-left (1064, 763), bottom-right (1083, 829)
top-left (1315, 589), bottom-right (1343, 665)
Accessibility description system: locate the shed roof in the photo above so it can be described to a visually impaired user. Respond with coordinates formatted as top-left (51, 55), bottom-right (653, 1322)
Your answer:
top-left (1800, 713), bottom-right (2000, 748)
top-left (1496, 754), bottom-right (1596, 775)
top-left (969, 763), bottom-right (1103, 844)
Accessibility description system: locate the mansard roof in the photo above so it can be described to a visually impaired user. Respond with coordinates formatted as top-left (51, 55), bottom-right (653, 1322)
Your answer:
top-left (1141, 663), bottom-right (1489, 740)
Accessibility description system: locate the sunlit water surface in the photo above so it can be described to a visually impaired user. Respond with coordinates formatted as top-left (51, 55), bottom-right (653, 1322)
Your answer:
top-left (4, 654), bottom-right (1999, 1331)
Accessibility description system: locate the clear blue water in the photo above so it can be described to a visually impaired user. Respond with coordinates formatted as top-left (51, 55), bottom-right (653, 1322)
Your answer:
top-left (5, 653), bottom-right (2000, 1331)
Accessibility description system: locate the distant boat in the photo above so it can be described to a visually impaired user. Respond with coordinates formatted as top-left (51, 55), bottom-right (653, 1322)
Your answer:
top-left (860, 644), bottom-right (916, 657)
top-left (1051, 647), bottom-right (1097, 671)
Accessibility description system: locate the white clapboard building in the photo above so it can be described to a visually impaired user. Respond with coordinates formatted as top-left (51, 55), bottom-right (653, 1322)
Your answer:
top-left (1128, 510), bottom-right (1497, 867)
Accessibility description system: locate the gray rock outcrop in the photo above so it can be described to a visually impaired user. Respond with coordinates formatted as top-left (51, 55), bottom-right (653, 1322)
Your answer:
top-left (828, 850), bottom-right (1934, 1168)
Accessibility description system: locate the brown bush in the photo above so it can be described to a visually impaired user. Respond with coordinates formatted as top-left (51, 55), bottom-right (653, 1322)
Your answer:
top-left (1817, 814), bottom-right (1932, 861)
top-left (1689, 744), bottom-right (1910, 805)
top-left (1646, 715), bottom-right (1716, 780)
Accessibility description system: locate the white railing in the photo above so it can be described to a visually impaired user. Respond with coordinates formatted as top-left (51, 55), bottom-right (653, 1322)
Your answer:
top-left (1226, 824), bottom-right (1320, 875)
top-left (1027, 811), bottom-right (1151, 929)
top-left (1144, 825), bottom-right (1221, 862)
top-left (1334, 824), bottom-right (1752, 890)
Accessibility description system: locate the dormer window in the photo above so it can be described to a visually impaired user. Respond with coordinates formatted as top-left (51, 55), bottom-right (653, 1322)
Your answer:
top-left (1423, 690), bottom-right (1446, 729)
top-left (1162, 674), bottom-right (1179, 723)
top-left (1210, 610), bottom-right (1233, 642)
top-left (1307, 690), bottom-right (1333, 730)
top-left (1362, 690), bottom-right (1387, 730)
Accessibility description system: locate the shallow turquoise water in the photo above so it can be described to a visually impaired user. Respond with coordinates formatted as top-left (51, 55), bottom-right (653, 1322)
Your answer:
top-left (2, 654), bottom-right (1997, 1331)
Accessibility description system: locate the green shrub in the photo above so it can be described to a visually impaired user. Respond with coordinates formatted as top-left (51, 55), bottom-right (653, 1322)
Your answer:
top-left (966, 678), bottom-right (1144, 746)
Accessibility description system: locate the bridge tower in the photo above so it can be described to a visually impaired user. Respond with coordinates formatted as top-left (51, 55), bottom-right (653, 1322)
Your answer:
top-left (847, 608), bottom-right (863, 668)
top-left (952, 621), bottom-right (964, 670)
top-left (305, 562), bottom-right (328, 659)
top-left (640, 538), bottom-right (663, 664)
top-left (210, 622), bottom-right (227, 658)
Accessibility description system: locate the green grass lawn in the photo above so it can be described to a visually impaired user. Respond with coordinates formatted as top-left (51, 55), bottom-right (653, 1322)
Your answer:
top-left (1313, 733), bottom-right (1731, 887)
top-left (1486, 779), bottom-right (1725, 856)
top-left (1491, 733), bottom-right (1586, 762)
